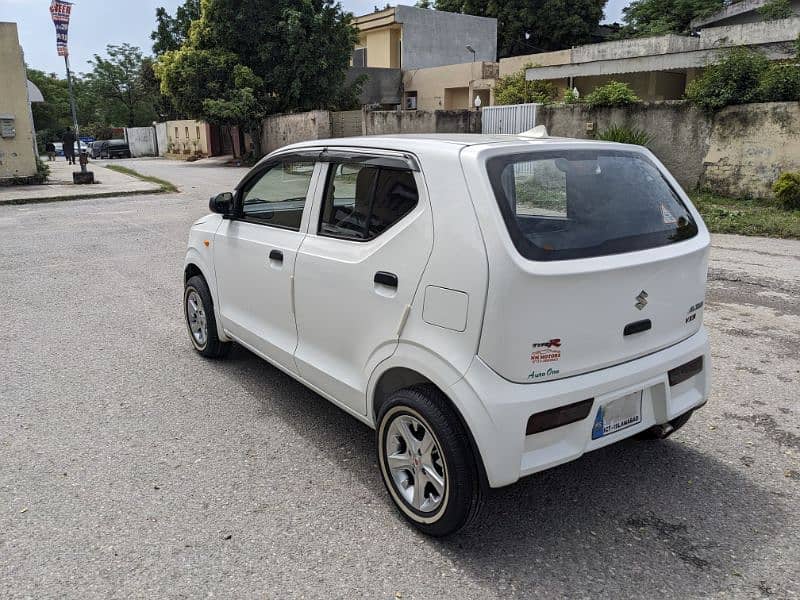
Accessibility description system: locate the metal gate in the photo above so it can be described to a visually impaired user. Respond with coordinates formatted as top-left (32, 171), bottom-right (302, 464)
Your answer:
top-left (481, 103), bottom-right (538, 135)
top-left (330, 110), bottom-right (364, 138)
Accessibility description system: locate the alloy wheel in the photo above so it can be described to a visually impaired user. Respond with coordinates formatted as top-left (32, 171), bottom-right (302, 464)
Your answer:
top-left (186, 289), bottom-right (208, 347)
top-left (384, 413), bottom-right (447, 513)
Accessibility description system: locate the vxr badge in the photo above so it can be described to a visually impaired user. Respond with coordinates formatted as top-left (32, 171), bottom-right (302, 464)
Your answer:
top-left (635, 290), bottom-right (649, 310)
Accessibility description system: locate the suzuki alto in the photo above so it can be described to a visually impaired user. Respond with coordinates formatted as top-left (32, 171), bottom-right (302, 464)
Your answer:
top-left (183, 134), bottom-right (711, 536)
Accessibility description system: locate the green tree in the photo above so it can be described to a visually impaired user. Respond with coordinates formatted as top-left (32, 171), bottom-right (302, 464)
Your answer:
top-left (156, 0), bottom-right (359, 155)
top-left (140, 56), bottom-right (180, 120)
top-left (620, 0), bottom-right (723, 37)
top-left (435, 0), bottom-right (606, 57)
top-left (85, 44), bottom-right (154, 127)
top-left (28, 70), bottom-right (99, 146)
top-left (28, 70), bottom-right (72, 134)
top-left (494, 66), bottom-right (558, 104)
top-left (151, 0), bottom-right (201, 55)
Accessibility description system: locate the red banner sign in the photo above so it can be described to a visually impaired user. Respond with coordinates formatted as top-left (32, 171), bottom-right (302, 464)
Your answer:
top-left (50, 0), bottom-right (73, 57)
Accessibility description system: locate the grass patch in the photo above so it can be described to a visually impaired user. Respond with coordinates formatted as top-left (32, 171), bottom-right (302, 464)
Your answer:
top-left (691, 190), bottom-right (800, 239)
top-left (104, 165), bottom-right (178, 193)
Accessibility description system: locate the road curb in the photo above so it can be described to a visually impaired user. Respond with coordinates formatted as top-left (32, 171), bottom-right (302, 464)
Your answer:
top-left (0, 187), bottom-right (169, 206)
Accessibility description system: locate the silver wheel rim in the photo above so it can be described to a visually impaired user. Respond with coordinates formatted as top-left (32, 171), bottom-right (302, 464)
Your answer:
top-left (384, 414), bottom-right (447, 514)
top-left (186, 289), bottom-right (207, 347)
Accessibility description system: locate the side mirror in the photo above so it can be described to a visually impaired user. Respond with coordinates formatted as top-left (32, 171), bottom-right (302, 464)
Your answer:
top-left (209, 192), bottom-right (234, 215)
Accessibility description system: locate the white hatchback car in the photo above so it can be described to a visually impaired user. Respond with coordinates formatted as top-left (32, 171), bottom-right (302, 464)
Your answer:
top-left (183, 134), bottom-right (711, 536)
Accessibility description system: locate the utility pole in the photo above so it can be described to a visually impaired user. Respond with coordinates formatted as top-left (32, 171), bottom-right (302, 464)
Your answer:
top-left (64, 54), bottom-right (79, 137)
top-left (50, 1), bottom-right (79, 137)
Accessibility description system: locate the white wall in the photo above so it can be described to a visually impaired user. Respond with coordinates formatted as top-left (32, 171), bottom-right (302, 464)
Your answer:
top-left (154, 122), bottom-right (168, 157)
top-left (125, 127), bottom-right (156, 158)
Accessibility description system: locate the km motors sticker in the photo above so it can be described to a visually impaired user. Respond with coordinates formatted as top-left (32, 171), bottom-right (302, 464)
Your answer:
top-left (530, 339), bottom-right (562, 364)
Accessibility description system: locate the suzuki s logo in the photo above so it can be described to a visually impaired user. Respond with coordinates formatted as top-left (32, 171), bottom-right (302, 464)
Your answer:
top-left (635, 290), bottom-right (649, 311)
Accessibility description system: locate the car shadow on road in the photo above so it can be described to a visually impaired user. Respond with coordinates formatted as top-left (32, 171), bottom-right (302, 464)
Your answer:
top-left (221, 345), bottom-right (787, 597)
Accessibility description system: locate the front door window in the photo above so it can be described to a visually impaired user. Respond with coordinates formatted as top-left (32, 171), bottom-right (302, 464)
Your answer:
top-left (241, 161), bottom-right (316, 230)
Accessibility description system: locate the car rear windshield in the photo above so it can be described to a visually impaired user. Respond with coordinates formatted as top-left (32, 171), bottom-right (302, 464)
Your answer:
top-left (486, 150), bottom-right (698, 261)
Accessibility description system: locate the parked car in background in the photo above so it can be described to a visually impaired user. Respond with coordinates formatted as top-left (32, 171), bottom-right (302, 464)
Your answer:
top-left (183, 134), bottom-right (711, 536)
top-left (90, 141), bottom-right (106, 159)
top-left (90, 139), bottom-right (132, 159)
top-left (53, 141), bottom-right (90, 157)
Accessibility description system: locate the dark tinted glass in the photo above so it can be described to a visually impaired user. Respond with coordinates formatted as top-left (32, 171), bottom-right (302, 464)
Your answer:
top-left (320, 162), bottom-right (418, 241)
top-left (487, 150), bottom-right (698, 261)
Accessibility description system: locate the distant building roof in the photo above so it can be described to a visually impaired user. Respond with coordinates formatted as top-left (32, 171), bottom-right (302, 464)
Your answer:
top-left (525, 17), bottom-right (800, 81)
top-left (691, 0), bottom-right (775, 28)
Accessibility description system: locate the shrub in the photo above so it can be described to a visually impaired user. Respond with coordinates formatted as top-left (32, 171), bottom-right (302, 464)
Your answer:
top-left (758, 63), bottom-right (800, 102)
top-left (584, 81), bottom-right (641, 108)
top-left (758, 0), bottom-right (794, 20)
top-left (495, 65), bottom-right (559, 105)
top-left (563, 88), bottom-right (581, 104)
top-left (686, 48), bottom-right (770, 112)
top-left (773, 172), bottom-right (800, 210)
top-left (34, 158), bottom-right (50, 184)
top-left (596, 124), bottom-right (652, 146)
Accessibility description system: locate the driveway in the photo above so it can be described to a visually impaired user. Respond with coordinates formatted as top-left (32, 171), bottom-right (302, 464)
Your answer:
top-left (1, 158), bottom-right (798, 599)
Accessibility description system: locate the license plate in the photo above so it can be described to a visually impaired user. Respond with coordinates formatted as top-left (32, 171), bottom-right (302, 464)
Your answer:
top-left (592, 391), bottom-right (642, 440)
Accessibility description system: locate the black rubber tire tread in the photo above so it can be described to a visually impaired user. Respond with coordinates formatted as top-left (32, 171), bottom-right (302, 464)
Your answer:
top-left (377, 384), bottom-right (485, 537)
top-left (184, 275), bottom-right (231, 359)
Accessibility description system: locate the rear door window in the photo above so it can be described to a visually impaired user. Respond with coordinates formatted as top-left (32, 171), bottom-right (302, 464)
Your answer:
top-left (487, 150), bottom-right (698, 261)
top-left (319, 162), bottom-right (418, 241)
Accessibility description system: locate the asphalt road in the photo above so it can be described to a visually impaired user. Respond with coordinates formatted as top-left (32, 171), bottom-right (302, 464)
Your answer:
top-left (2, 158), bottom-right (798, 599)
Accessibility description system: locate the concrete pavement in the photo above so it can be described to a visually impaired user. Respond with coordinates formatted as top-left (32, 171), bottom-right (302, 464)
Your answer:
top-left (0, 158), bottom-right (161, 204)
top-left (0, 158), bottom-right (798, 599)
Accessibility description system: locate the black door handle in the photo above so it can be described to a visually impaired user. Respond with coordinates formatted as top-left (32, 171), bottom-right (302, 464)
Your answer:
top-left (374, 271), bottom-right (398, 288)
top-left (624, 319), bottom-right (652, 336)
top-left (269, 250), bottom-right (283, 262)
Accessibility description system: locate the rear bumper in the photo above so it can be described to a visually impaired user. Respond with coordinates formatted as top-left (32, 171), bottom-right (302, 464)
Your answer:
top-left (449, 328), bottom-right (711, 488)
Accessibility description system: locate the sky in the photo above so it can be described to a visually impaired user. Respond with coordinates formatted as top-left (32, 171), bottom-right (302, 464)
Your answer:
top-left (1, 0), bottom-right (629, 75)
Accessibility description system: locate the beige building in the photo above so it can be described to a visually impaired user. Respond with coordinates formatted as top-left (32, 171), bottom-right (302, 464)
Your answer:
top-left (166, 120), bottom-right (211, 156)
top-left (351, 5), bottom-right (498, 108)
top-left (0, 22), bottom-right (37, 180)
top-left (354, 8), bottom-right (402, 69)
top-left (403, 61), bottom-right (499, 110)
top-left (353, 5), bottom-right (497, 71)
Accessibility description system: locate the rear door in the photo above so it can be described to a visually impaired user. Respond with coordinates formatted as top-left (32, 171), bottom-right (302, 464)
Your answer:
top-left (293, 152), bottom-right (433, 415)
top-left (213, 155), bottom-right (320, 374)
top-left (463, 144), bottom-right (710, 383)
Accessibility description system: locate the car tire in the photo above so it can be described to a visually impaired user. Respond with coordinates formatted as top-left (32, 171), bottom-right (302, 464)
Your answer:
top-left (377, 385), bottom-right (485, 537)
top-left (184, 275), bottom-right (231, 359)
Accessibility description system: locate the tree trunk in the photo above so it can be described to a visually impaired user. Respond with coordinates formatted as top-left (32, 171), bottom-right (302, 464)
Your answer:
top-left (248, 123), bottom-right (263, 159)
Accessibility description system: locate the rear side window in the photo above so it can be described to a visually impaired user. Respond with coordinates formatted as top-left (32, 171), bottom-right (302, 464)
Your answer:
top-left (319, 162), bottom-right (418, 241)
top-left (487, 150), bottom-right (698, 261)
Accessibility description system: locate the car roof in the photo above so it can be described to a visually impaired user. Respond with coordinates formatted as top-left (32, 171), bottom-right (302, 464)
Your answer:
top-left (279, 133), bottom-right (618, 156)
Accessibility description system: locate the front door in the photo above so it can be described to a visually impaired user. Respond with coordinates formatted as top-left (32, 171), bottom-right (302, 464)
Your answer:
top-left (214, 157), bottom-right (320, 374)
top-left (293, 155), bottom-right (433, 415)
